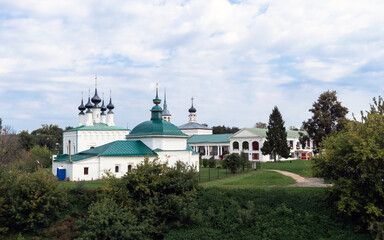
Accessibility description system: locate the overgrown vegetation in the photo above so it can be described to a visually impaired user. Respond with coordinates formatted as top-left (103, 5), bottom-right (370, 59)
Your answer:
top-left (312, 98), bottom-right (384, 237)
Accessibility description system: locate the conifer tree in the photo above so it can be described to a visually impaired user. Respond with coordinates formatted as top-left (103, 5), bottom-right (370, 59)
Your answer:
top-left (261, 106), bottom-right (290, 162)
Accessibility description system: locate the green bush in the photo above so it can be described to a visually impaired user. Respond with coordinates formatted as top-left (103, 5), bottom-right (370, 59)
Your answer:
top-left (29, 145), bottom-right (52, 168)
top-left (0, 169), bottom-right (67, 233)
top-left (223, 153), bottom-right (241, 173)
top-left (208, 158), bottom-right (216, 168)
top-left (76, 198), bottom-right (144, 240)
top-left (102, 158), bottom-right (199, 238)
top-left (202, 159), bottom-right (208, 167)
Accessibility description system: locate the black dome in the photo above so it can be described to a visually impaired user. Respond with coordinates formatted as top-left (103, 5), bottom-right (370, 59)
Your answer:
top-left (91, 89), bottom-right (101, 106)
top-left (78, 99), bottom-right (86, 111)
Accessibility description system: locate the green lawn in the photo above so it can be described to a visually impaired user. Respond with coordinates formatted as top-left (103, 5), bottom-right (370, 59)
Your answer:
top-left (261, 159), bottom-right (313, 177)
top-left (198, 166), bottom-right (253, 182)
top-left (200, 170), bottom-right (295, 189)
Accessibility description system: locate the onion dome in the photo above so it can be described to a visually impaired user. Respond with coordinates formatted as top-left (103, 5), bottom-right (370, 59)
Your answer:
top-left (107, 97), bottom-right (114, 113)
top-left (101, 99), bottom-right (107, 115)
top-left (91, 88), bottom-right (101, 107)
top-left (189, 97), bottom-right (196, 113)
top-left (78, 99), bottom-right (86, 114)
top-left (85, 94), bottom-right (93, 113)
top-left (151, 85), bottom-right (162, 120)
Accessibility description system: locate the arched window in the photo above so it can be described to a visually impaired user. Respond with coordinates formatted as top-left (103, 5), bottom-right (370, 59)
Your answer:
top-left (115, 165), bottom-right (119, 173)
top-left (233, 141), bottom-right (239, 150)
top-left (252, 141), bottom-right (259, 150)
top-left (128, 165), bottom-right (132, 172)
top-left (242, 141), bottom-right (249, 150)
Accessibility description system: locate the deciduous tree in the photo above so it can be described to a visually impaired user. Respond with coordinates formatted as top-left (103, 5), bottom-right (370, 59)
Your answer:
top-left (255, 122), bottom-right (267, 129)
top-left (302, 90), bottom-right (348, 151)
top-left (261, 106), bottom-right (290, 162)
top-left (312, 97), bottom-right (384, 233)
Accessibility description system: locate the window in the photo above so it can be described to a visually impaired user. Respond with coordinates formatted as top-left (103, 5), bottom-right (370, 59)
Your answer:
top-left (233, 141), bottom-right (239, 150)
top-left (252, 153), bottom-right (259, 160)
top-left (242, 141), bottom-right (249, 150)
top-left (115, 165), bottom-right (119, 173)
top-left (128, 165), bottom-right (132, 172)
top-left (252, 141), bottom-right (259, 150)
top-left (289, 141), bottom-right (293, 149)
top-left (84, 167), bottom-right (89, 175)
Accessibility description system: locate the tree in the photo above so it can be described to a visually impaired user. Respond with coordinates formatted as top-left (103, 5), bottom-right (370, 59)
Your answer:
top-left (1, 169), bottom-right (67, 233)
top-left (254, 122), bottom-right (267, 129)
top-left (302, 90), bottom-right (348, 152)
top-left (261, 106), bottom-right (290, 162)
top-left (18, 130), bottom-right (36, 151)
top-left (212, 125), bottom-right (240, 134)
top-left (223, 153), bottom-right (241, 173)
top-left (0, 125), bottom-right (22, 166)
top-left (31, 124), bottom-right (63, 153)
top-left (312, 97), bottom-right (384, 233)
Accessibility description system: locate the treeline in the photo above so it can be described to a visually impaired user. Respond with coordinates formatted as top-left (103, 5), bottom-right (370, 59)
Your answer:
top-left (0, 121), bottom-right (64, 171)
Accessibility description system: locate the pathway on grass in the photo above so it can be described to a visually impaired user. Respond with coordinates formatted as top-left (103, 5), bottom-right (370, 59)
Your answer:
top-left (267, 170), bottom-right (331, 187)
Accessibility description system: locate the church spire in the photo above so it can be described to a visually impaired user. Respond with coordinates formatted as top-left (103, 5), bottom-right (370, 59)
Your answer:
top-left (188, 97), bottom-right (197, 123)
top-left (151, 83), bottom-right (162, 121)
top-left (162, 88), bottom-right (171, 122)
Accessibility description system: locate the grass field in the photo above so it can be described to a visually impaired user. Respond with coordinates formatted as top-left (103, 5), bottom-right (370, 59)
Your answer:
top-left (261, 159), bottom-right (313, 177)
top-left (198, 166), bottom-right (252, 182)
top-left (200, 170), bottom-right (295, 189)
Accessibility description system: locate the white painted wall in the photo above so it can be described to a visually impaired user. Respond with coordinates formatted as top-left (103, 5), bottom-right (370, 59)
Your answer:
top-left (63, 130), bottom-right (130, 154)
top-left (181, 129), bottom-right (213, 136)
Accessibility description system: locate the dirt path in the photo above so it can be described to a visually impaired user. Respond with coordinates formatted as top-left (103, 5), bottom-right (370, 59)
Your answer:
top-left (267, 169), bottom-right (332, 187)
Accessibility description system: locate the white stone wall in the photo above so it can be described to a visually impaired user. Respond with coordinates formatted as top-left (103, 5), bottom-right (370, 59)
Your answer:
top-left (181, 129), bottom-right (213, 136)
top-left (63, 130), bottom-right (130, 154)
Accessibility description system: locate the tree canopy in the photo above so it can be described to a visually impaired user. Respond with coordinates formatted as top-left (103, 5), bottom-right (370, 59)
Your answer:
top-left (254, 122), bottom-right (267, 129)
top-left (261, 106), bottom-right (290, 162)
top-left (302, 90), bottom-right (348, 151)
top-left (212, 125), bottom-right (239, 134)
top-left (312, 97), bottom-right (384, 235)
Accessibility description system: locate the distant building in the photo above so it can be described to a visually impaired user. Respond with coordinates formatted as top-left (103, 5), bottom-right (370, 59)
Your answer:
top-left (187, 134), bottom-right (231, 160)
top-left (230, 128), bottom-right (313, 164)
top-left (178, 98), bottom-right (213, 135)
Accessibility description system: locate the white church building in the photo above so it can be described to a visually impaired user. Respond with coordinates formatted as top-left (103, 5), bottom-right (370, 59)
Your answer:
top-left (63, 84), bottom-right (130, 155)
top-left (52, 86), bottom-right (199, 181)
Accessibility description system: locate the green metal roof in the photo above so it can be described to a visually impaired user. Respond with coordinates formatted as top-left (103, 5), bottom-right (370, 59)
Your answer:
top-left (65, 123), bottom-right (129, 132)
top-left (127, 120), bottom-right (187, 137)
top-left (187, 134), bottom-right (232, 144)
top-left (54, 140), bottom-right (157, 162)
top-left (241, 128), bottom-right (307, 138)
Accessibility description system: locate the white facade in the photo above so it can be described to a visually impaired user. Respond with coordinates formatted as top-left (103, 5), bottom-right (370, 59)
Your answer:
top-left (189, 143), bottom-right (230, 160)
top-left (230, 128), bottom-right (313, 162)
top-left (180, 128), bottom-right (213, 136)
top-left (63, 129), bottom-right (130, 154)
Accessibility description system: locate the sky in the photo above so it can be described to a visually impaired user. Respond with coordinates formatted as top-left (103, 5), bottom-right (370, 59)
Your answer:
top-left (1, 0), bottom-right (384, 132)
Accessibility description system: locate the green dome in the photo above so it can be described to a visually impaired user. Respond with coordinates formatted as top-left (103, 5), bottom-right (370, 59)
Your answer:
top-left (127, 120), bottom-right (187, 137)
